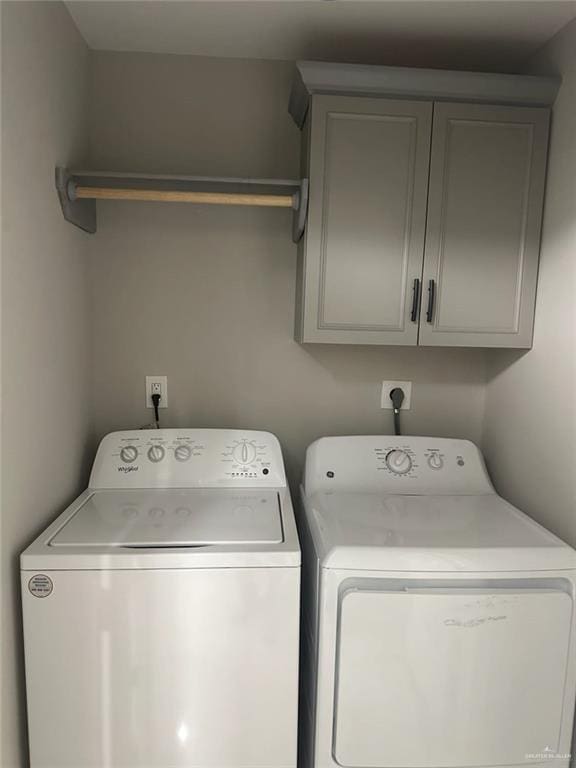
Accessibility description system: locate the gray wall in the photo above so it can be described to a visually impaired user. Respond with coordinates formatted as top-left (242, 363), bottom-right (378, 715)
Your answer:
top-left (482, 18), bottom-right (576, 546)
top-left (88, 51), bottom-right (488, 486)
top-left (0, 4), bottom-right (93, 766)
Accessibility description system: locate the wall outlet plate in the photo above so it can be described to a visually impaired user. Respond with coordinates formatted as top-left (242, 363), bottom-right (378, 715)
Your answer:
top-left (381, 381), bottom-right (412, 410)
top-left (145, 376), bottom-right (168, 408)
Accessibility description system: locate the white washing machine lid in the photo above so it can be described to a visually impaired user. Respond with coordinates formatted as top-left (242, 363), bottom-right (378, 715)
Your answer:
top-left (50, 489), bottom-right (283, 547)
top-left (305, 491), bottom-right (576, 572)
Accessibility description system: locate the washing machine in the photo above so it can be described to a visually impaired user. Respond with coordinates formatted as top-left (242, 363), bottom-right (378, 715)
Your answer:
top-left (297, 436), bottom-right (576, 768)
top-left (21, 428), bottom-right (300, 768)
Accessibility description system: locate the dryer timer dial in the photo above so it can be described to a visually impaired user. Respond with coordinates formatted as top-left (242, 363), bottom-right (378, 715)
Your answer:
top-left (385, 449), bottom-right (413, 475)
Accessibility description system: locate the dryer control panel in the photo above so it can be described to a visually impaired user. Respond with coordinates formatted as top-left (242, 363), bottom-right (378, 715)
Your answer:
top-left (303, 436), bottom-right (494, 496)
top-left (89, 429), bottom-right (286, 489)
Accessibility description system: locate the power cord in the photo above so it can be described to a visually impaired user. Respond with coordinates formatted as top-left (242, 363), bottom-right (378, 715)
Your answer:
top-left (151, 392), bottom-right (161, 429)
top-left (390, 387), bottom-right (405, 436)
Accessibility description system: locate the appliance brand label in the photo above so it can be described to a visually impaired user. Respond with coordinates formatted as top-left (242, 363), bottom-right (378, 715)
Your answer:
top-left (28, 574), bottom-right (53, 598)
top-left (118, 465), bottom-right (138, 473)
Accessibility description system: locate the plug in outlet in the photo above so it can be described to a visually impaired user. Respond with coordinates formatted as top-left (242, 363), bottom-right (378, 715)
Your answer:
top-left (145, 376), bottom-right (168, 408)
top-left (381, 381), bottom-right (412, 410)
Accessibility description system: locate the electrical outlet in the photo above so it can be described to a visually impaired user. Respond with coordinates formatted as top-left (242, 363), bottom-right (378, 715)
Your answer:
top-left (145, 376), bottom-right (168, 408)
top-left (381, 381), bottom-right (412, 410)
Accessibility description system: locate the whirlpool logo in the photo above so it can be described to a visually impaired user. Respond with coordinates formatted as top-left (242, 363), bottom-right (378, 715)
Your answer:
top-left (118, 465), bottom-right (138, 473)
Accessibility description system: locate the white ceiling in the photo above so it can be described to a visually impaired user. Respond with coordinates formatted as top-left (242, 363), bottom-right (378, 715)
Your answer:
top-left (66, 1), bottom-right (576, 72)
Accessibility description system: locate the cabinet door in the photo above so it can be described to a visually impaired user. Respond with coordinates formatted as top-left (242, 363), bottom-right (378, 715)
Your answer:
top-left (419, 103), bottom-right (549, 348)
top-left (296, 95), bottom-right (432, 345)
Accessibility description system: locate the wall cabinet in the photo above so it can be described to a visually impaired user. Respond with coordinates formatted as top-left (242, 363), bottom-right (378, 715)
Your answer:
top-left (295, 95), bottom-right (549, 348)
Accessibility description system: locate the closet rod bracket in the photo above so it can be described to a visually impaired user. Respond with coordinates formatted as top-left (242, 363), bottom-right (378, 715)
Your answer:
top-left (55, 167), bottom-right (96, 234)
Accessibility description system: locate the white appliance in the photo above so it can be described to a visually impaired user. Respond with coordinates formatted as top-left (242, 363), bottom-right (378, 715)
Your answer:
top-left (298, 436), bottom-right (576, 768)
top-left (21, 429), bottom-right (300, 768)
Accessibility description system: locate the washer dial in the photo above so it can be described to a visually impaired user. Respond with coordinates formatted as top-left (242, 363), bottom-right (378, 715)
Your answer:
top-left (120, 446), bottom-right (138, 463)
top-left (232, 442), bottom-right (257, 466)
top-left (385, 449), bottom-right (413, 475)
top-left (147, 445), bottom-right (165, 463)
top-left (174, 444), bottom-right (192, 462)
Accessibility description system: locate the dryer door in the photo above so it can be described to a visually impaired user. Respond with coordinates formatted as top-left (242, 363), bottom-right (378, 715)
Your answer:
top-left (334, 582), bottom-right (573, 768)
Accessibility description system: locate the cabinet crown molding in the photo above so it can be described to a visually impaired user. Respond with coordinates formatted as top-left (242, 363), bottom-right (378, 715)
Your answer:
top-left (289, 61), bottom-right (560, 128)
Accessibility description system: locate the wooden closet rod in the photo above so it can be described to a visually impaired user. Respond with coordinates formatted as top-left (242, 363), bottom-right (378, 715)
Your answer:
top-left (75, 186), bottom-right (295, 208)
top-left (56, 167), bottom-right (309, 240)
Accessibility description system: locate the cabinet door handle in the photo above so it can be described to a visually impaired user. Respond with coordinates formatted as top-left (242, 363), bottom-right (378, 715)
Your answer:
top-left (426, 279), bottom-right (436, 323)
top-left (410, 278), bottom-right (420, 322)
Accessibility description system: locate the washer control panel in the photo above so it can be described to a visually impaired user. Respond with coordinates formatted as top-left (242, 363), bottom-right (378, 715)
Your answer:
top-left (89, 429), bottom-right (285, 489)
top-left (304, 436), bottom-right (493, 496)
top-left (221, 437), bottom-right (273, 480)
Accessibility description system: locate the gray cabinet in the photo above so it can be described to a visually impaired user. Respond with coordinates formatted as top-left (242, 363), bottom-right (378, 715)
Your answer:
top-left (420, 103), bottom-right (549, 348)
top-left (296, 96), bottom-right (549, 348)
top-left (295, 96), bottom-right (433, 345)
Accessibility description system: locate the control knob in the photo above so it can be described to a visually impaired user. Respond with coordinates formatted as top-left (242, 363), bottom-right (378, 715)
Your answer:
top-left (120, 446), bottom-right (138, 464)
top-left (174, 444), bottom-right (192, 462)
top-left (427, 453), bottom-right (444, 470)
top-left (147, 445), bottom-right (165, 463)
top-left (232, 442), bottom-right (257, 466)
top-left (385, 449), bottom-right (413, 475)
